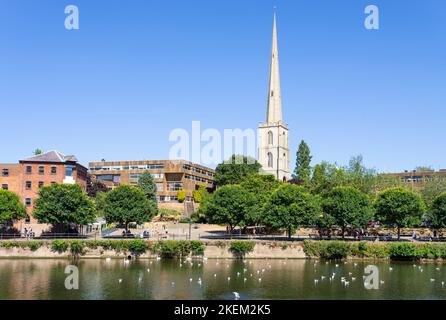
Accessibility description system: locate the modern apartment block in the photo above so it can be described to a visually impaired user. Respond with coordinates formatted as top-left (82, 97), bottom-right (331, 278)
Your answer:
top-left (0, 151), bottom-right (88, 225)
top-left (88, 160), bottom-right (215, 203)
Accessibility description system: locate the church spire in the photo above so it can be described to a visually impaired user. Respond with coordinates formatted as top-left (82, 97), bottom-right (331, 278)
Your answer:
top-left (266, 12), bottom-right (282, 124)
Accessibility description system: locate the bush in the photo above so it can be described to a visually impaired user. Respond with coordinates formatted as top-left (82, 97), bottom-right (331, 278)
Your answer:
top-left (128, 239), bottom-right (148, 255)
top-left (177, 190), bottom-right (186, 203)
top-left (303, 240), bottom-right (351, 259)
top-left (229, 241), bottom-right (255, 257)
top-left (388, 243), bottom-right (420, 260)
top-left (190, 240), bottom-right (205, 255)
top-left (51, 240), bottom-right (69, 253)
top-left (70, 240), bottom-right (86, 256)
top-left (27, 241), bottom-right (42, 251)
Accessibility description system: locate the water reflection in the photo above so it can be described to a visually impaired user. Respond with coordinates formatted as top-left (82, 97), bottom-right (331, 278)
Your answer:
top-left (0, 259), bottom-right (445, 300)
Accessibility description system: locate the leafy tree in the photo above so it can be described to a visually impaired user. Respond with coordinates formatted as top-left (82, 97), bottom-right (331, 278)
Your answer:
top-left (292, 140), bottom-right (312, 184)
top-left (33, 184), bottom-right (96, 232)
top-left (103, 185), bottom-right (157, 231)
top-left (322, 186), bottom-right (373, 239)
top-left (34, 149), bottom-right (42, 156)
top-left (94, 191), bottom-right (107, 218)
top-left (136, 171), bottom-right (158, 204)
top-left (204, 185), bottom-right (254, 233)
top-left (214, 154), bottom-right (261, 186)
top-left (428, 192), bottom-right (446, 231)
top-left (86, 174), bottom-right (109, 198)
top-left (177, 190), bottom-right (186, 203)
top-left (193, 185), bottom-right (207, 203)
top-left (420, 176), bottom-right (446, 209)
top-left (309, 161), bottom-right (348, 196)
top-left (263, 184), bottom-right (321, 239)
top-left (240, 173), bottom-right (282, 225)
top-left (0, 190), bottom-right (27, 222)
top-left (374, 187), bottom-right (425, 240)
top-left (345, 155), bottom-right (377, 195)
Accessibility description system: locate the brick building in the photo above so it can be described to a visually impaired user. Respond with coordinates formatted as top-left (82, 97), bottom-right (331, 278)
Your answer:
top-left (0, 151), bottom-right (88, 227)
top-left (88, 160), bottom-right (215, 204)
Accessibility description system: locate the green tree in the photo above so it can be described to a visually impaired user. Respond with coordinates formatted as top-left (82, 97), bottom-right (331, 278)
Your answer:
top-left (292, 140), bottom-right (312, 184)
top-left (0, 190), bottom-right (27, 222)
top-left (33, 149), bottom-right (42, 156)
top-left (309, 161), bottom-right (348, 196)
top-left (177, 190), bottom-right (186, 203)
top-left (214, 154), bottom-right (261, 186)
top-left (103, 185), bottom-right (157, 231)
top-left (428, 192), bottom-right (446, 231)
top-left (420, 176), bottom-right (446, 209)
top-left (374, 187), bottom-right (425, 240)
top-left (193, 185), bottom-right (208, 203)
top-left (240, 173), bottom-right (282, 225)
top-left (136, 171), bottom-right (158, 204)
top-left (94, 191), bottom-right (107, 218)
top-left (204, 185), bottom-right (254, 233)
top-left (322, 186), bottom-right (373, 239)
top-left (263, 184), bottom-right (321, 239)
top-left (33, 184), bottom-right (96, 232)
top-left (345, 155), bottom-right (377, 195)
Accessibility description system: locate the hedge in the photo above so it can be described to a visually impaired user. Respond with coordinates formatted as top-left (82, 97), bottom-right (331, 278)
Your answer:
top-left (303, 240), bottom-right (446, 260)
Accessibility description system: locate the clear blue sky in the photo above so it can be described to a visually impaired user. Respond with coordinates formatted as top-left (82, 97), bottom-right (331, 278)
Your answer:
top-left (1, 0), bottom-right (445, 172)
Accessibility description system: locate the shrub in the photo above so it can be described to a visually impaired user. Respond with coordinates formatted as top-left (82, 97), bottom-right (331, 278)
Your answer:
top-left (388, 243), bottom-right (420, 260)
top-left (303, 240), bottom-right (351, 259)
top-left (51, 240), bottom-right (69, 253)
top-left (128, 239), bottom-right (148, 255)
top-left (27, 241), bottom-right (42, 251)
top-left (190, 240), bottom-right (205, 255)
top-left (70, 240), bottom-right (86, 256)
top-left (229, 241), bottom-right (255, 257)
top-left (177, 190), bottom-right (186, 203)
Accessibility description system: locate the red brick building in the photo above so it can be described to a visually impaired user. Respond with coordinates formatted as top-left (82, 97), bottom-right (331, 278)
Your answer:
top-left (0, 151), bottom-right (88, 229)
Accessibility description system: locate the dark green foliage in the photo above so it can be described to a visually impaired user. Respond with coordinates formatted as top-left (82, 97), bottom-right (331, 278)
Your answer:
top-left (263, 184), bottom-right (321, 238)
top-left (103, 185), bottom-right (157, 230)
top-left (136, 171), bottom-right (158, 204)
top-left (214, 154), bottom-right (261, 186)
top-left (0, 190), bottom-right (27, 222)
top-left (33, 184), bottom-right (96, 227)
top-left (322, 186), bottom-right (373, 238)
top-left (229, 241), bottom-right (256, 257)
top-left (429, 192), bottom-right (446, 229)
top-left (375, 188), bottom-right (425, 239)
top-left (293, 140), bottom-right (312, 184)
top-left (51, 240), bottom-right (69, 253)
top-left (69, 240), bottom-right (86, 256)
top-left (152, 240), bottom-right (205, 258)
top-left (127, 239), bottom-right (148, 255)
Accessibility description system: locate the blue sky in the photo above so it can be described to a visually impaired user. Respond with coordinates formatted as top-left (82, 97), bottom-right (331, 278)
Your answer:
top-left (1, 0), bottom-right (445, 172)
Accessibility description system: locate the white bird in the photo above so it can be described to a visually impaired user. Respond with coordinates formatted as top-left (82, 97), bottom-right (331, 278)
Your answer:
top-left (314, 279), bottom-right (319, 284)
top-left (257, 270), bottom-right (260, 274)
top-left (354, 263), bottom-right (358, 267)
top-left (380, 280), bottom-right (385, 285)
top-left (138, 277), bottom-right (142, 282)
top-left (436, 267), bottom-right (440, 271)
top-left (389, 267), bottom-right (393, 271)
top-left (233, 292), bottom-right (240, 300)
top-left (186, 257), bottom-right (192, 261)
top-left (237, 272), bottom-right (241, 277)
top-left (326, 261), bottom-right (329, 265)
top-left (352, 277), bottom-right (356, 281)
top-left (118, 279), bottom-right (122, 283)
top-left (198, 263), bottom-right (201, 267)
top-left (335, 264), bottom-right (339, 267)
top-left (203, 257), bottom-right (208, 261)
top-left (420, 269), bottom-right (424, 272)
top-left (258, 278), bottom-right (262, 282)
top-left (189, 278), bottom-right (193, 283)
top-left (243, 268), bottom-right (247, 273)
top-left (105, 257), bottom-right (111, 262)
top-left (124, 259), bottom-right (130, 264)
top-left (348, 272), bottom-right (352, 276)
top-left (430, 278), bottom-right (435, 282)
top-left (227, 277), bottom-right (231, 281)
top-left (244, 278), bottom-right (247, 282)
top-left (250, 274), bottom-right (253, 277)
top-left (262, 269), bottom-right (265, 273)
top-left (442, 281), bottom-right (444, 287)
top-left (179, 263), bottom-right (182, 267)
top-left (344, 281), bottom-right (350, 286)
top-left (156, 256), bottom-right (161, 261)
top-left (171, 282), bottom-right (175, 286)
top-left (321, 276), bottom-right (326, 280)
top-left (198, 279), bottom-right (202, 286)
top-left (214, 273), bottom-right (217, 277)
top-left (147, 268), bottom-right (150, 272)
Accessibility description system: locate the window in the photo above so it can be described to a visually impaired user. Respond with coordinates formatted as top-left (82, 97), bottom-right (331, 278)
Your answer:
top-left (156, 183), bottom-right (164, 192)
top-left (167, 182), bottom-right (183, 191)
top-left (25, 198), bottom-right (31, 207)
top-left (1, 184), bottom-right (8, 190)
top-left (39, 166), bottom-right (44, 174)
top-left (268, 131), bottom-right (273, 145)
top-left (26, 166), bottom-right (32, 174)
top-left (65, 166), bottom-right (73, 177)
top-left (38, 181), bottom-right (44, 188)
top-left (51, 166), bottom-right (57, 174)
top-left (26, 181), bottom-right (31, 190)
top-left (267, 152), bottom-right (273, 168)
top-left (2, 168), bottom-right (9, 177)
top-left (25, 215), bottom-right (31, 224)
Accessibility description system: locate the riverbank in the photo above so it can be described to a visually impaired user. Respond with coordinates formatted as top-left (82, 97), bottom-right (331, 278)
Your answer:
top-left (1, 239), bottom-right (446, 261)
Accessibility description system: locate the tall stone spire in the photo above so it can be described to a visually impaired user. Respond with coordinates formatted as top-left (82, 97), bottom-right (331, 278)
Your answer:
top-left (266, 12), bottom-right (282, 124)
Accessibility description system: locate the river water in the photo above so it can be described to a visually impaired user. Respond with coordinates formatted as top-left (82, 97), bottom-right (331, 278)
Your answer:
top-left (0, 258), bottom-right (445, 300)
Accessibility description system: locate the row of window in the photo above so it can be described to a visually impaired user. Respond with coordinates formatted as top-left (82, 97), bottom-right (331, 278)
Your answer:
top-left (25, 165), bottom-right (58, 175)
top-left (129, 173), bottom-right (164, 179)
top-left (25, 181), bottom-right (57, 190)
top-left (90, 164), bottom-right (164, 171)
top-left (182, 164), bottom-right (214, 177)
top-left (184, 173), bottom-right (213, 184)
top-left (158, 195), bottom-right (179, 202)
top-left (167, 182), bottom-right (183, 191)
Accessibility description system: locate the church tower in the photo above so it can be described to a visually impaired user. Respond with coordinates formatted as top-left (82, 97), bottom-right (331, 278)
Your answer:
top-left (258, 13), bottom-right (290, 182)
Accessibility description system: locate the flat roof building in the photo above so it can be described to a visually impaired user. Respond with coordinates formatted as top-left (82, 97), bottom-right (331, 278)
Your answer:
top-left (88, 160), bottom-right (215, 204)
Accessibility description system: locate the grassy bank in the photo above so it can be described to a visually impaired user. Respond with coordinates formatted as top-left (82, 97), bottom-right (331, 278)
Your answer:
top-left (303, 240), bottom-right (446, 260)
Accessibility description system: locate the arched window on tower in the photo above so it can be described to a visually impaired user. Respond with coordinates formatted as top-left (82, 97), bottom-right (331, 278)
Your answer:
top-left (267, 152), bottom-right (273, 168)
top-left (268, 131), bottom-right (273, 145)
